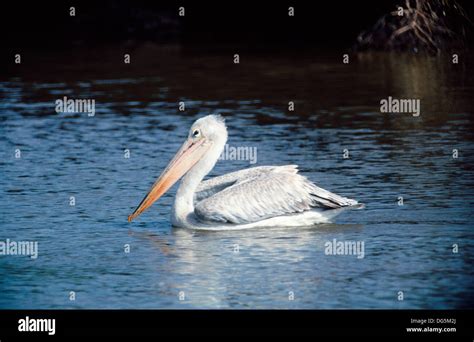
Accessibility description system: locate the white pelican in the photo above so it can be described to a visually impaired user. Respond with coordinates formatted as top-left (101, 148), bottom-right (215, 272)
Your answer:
top-left (128, 115), bottom-right (363, 230)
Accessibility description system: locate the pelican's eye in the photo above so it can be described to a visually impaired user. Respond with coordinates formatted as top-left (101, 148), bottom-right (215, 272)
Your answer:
top-left (192, 129), bottom-right (201, 138)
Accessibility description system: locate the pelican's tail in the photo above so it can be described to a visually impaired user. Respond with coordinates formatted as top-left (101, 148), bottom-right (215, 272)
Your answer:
top-left (317, 202), bottom-right (365, 222)
top-left (349, 203), bottom-right (365, 210)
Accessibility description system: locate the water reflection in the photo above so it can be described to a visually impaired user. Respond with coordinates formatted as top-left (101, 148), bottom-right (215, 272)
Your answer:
top-left (130, 224), bottom-right (365, 308)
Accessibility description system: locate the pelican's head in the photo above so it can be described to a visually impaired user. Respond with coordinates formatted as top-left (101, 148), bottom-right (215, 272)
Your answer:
top-left (188, 114), bottom-right (227, 147)
top-left (128, 114), bottom-right (227, 222)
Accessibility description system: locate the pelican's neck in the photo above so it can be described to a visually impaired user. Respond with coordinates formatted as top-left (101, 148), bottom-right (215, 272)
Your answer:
top-left (173, 166), bottom-right (204, 218)
top-left (171, 140), bottom-right (225, 226)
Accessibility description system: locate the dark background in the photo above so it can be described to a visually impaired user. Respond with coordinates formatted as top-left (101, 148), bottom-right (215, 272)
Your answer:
top-left (2, 1), bottom-right (473, 51)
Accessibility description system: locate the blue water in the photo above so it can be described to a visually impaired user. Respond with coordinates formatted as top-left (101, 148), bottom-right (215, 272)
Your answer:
top-left (1, 49), bottom-right (473, 308)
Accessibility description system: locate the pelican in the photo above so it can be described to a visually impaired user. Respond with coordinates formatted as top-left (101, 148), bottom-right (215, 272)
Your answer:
top-left (128, 115), bottom-right (363, 230)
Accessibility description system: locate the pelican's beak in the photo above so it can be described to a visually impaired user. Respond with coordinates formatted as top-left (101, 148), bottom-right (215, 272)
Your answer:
top-left (128, 137), bottom-right (210, 222)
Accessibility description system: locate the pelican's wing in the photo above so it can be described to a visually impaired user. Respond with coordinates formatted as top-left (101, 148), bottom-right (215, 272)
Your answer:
top-left (195, 166), bottom-right (358, 224)
top-left (194, 165), bottom-right (298, 202)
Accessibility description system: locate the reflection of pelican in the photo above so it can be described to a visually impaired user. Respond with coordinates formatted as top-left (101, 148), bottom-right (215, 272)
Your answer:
top-left (128, 115), bottom-right (363, 229)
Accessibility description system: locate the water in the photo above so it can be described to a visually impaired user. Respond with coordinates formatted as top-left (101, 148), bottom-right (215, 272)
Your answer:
top-left (1, 47), bottom-right (473, 308)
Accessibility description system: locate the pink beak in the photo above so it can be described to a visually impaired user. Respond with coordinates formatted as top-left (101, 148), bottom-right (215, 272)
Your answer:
top-left (128, 137), bottom-right (209, 222)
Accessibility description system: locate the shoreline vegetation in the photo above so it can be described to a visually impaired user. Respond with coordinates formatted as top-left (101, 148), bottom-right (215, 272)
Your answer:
top-left (354, 0), bottom-right (473, 54)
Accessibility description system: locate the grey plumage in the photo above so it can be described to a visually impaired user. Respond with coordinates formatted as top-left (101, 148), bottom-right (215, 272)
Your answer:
top-left (194, 165), bottom-right (358, 224)
top-left (194, 165), bottom-right (294, 202)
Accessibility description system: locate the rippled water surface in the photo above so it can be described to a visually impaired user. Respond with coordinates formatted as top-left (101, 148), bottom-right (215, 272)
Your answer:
top-left (1, 47), bottom-right (473, 308)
